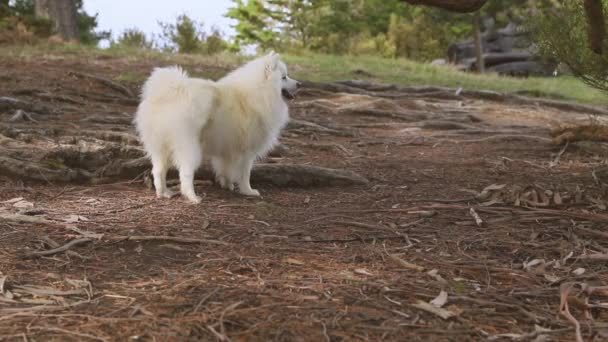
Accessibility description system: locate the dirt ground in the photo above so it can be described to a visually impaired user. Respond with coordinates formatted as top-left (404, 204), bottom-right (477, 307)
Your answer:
top-left (1, 53), bottom-right (608, 342)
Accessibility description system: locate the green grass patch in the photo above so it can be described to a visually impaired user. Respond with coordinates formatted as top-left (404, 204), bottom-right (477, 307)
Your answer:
top-left (283, 53), bottom-right (608, 105)
top-left (0, 44), bottom-right (605, 105)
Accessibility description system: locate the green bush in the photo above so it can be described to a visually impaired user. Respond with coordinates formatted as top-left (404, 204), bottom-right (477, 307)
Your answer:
top-left (159, 14), bottom-right (229, 55)
top-left (112, 28), bottom-right (154, 50)
top-left (532, 0), bottom-right (608, 92)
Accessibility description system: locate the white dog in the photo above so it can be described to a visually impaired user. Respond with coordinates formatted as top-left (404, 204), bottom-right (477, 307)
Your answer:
top-left (134, 52), bottom-right (300, 203)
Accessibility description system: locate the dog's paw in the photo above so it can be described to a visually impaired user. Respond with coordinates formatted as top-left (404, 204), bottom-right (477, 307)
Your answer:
top-left (218, 177), bottom-right (235, 191)
top-left (157, 189), bottom-right (176, 199)
top-left (240, 189), bottom-right (260, 197)
top-left (184, 195), bottom-right (202, 204)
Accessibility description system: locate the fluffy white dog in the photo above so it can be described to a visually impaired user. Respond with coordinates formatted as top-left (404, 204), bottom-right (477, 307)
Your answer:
top-left (134, 52), bottom-right (300, 203)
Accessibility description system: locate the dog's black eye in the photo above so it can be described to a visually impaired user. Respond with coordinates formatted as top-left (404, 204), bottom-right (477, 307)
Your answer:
top-left (282, 76), bottom-right (287, 80)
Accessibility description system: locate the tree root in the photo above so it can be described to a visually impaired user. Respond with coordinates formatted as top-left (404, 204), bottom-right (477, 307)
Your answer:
top-left (0, 96), bottom-right (54, 114)
top-left (1, 153), bottom-right (368, 187)
top-left (68, 71), bottom-right (135, 99)
top-left (288, 119), bottom-right (358, 137)
top-left (303, 80), bottom-right (608, 116)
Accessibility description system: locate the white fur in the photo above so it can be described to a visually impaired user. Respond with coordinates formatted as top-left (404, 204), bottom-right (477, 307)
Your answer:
top-left (134, 53), bottom-right (300, 203)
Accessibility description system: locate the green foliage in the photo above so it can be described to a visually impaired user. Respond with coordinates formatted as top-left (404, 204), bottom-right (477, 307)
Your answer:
top-left (226, 0), bottom-right (281, 51)
top-left (224, 0), bottom-right (588, 63)
top-left (160, 14), bottom-right (202, 53)
top-left (532, 0), bottom-right (608, 92)
top-left (112, 28), bottom-right (154, 50)
top-left (205, 27), bottom-right (230, 55)
top-left (225, 0), bottom-right (471, 60)
top-left (159, 14), bottom-right (229, 55)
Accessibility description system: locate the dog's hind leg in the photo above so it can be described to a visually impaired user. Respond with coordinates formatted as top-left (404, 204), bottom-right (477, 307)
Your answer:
top-left (174, 135), bottom-right (203, 204)
top-left (235, 155), bottom-right (260, 197)
top-left (211, 157), bottom-right (234, 191)
top-left (151, 151), bottom-right (175, 199)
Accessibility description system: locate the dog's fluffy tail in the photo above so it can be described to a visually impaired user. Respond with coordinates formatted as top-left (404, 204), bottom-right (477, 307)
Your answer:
top-left (141, 66), bottom-right (190, 101)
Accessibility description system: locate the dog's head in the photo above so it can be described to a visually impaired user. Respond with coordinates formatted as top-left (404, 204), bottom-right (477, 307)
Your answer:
top-left (264, 52), bottom-right (301, 101)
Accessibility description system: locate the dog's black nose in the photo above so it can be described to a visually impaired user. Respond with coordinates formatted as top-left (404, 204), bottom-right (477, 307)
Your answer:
top-left (296, 81), bottom-right (302, 88)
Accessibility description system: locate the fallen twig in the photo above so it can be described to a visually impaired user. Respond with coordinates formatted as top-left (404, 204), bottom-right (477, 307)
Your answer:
top-left (24, 238), bottom-right (93, 258)
top-left (386, 254), bottom-right (424, 271)
top-left (469, 208), bottom-right (484, 227)
top-left (28, 326), bottom-right (108, 342)
top-left (410, 300), bottom-right (457, 320)
top-left (559, 283), bottom-right (584, 342)
top-left (107, 235), bottom-right (229, 246)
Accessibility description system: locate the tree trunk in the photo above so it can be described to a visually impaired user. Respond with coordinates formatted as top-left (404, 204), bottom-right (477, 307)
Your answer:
top-left (35, 0), bottom-right (79, 42)
top-left (473, 11), bottom-right (485, 73)
top-left (583, 0), bottom-right (606, 54)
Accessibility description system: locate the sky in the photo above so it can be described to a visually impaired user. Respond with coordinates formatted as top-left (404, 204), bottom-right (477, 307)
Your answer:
top-left (83, 0), bottom-right (236, 45)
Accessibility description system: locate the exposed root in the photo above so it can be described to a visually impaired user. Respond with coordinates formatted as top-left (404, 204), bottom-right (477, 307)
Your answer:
top-left (288, 119), bottom-right (357, 137)
top-left (23, 238), bottom-right (93, 258)
top-left (9, 110), bottom-right (37, 123)
top-left (68, 71), bottom-right (135, 99)
top-left (304, 80), bottom-right (608, 116)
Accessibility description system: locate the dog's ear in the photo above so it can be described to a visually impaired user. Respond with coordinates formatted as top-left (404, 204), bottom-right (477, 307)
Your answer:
top-left (265, 52), bottom-right (280, 79)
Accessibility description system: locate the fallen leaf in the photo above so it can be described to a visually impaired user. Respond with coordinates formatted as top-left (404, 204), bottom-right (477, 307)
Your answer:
top-left (412, 300), bottom-right (457, 320)
top-left (283, 258), bottom-right (304, 266)
top-left (523, 258), bottom-right (546, 272)
top-left (477, 184), bottom-right (507, 200)
top-left (572, 268), bottom-right (585, 275)
top-left (387, 254), bottom-right (424, 271)
top-left (64, 214), bottom-right (80, 223)
top-left (3, 197), bottom-right (24, 204)
top-left (544, 274), bottom-right (561, 283)
top-left (427, 269), bottom-right (447, 284)
top-left (554, 192), bottom-right (563, 205)
top-left (430, 290), bottom-right (448, 308)
top-left (13, 200), bottom-right (34, 209)
top-left (469, 208), bottom-right (483, 227)
top-left (354, 268), bottom-right (374, 276)
top-left (0, 276), bottom-right (7, 295)
top-left (303, 196), bottom-right (310, 204)
top-left (408, 210), bottom-right (436, 217)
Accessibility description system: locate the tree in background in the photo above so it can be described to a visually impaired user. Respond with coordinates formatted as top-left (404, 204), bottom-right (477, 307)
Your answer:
top-left (226, 0), bottom-right (283, 51)
top-left (160, 14), bottom-right (203, 53)
top-left (159, 14), bottom-right (229, 54)
top-left (112, 28), bottom-right (154, 50)
top-left (0, 0), bottom-right (108, 45)
top-left (34, 0), bottom-right (79, 41)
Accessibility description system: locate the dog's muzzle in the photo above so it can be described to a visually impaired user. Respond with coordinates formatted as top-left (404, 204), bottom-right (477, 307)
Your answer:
top-left (282, 89), bottom-right (296, 100)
